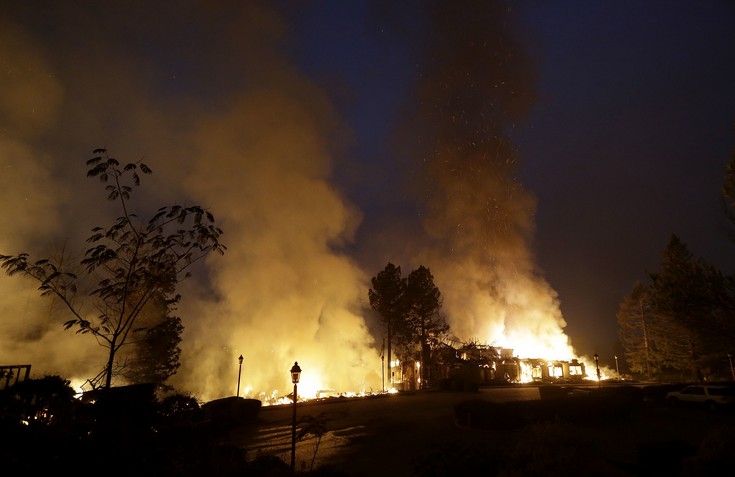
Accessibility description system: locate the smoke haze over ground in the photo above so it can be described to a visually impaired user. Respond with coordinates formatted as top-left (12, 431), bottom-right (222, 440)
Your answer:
top-left (1, 1), bottom-right (386, 400)
top-left (2, 1), bottom-right (733, 399)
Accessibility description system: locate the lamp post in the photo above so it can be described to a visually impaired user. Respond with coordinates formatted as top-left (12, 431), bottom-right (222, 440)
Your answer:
top-left (593, 353), bottom-right (601, 384)
top-left (236, 355), bottom-right (243, 397)
top-left (728, 353), bottom-right (735, 381)
top-left (290, 361), bottom-right (302, 472)
top-left (614, 355), bottom-right (620, 379)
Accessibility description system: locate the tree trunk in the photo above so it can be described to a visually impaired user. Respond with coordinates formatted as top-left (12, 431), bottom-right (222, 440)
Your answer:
top-left (387, 327), bottom-right (393, 386)
top-left (104, 344), bottom-right (116, 389)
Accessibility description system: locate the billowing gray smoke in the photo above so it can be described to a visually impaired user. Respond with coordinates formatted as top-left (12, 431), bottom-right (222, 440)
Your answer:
top-left (0, 1), bottom-right (576, 401)
top-left (376, 0), bottom-right (574, 358)
top-left (0, 1), bottom-right (380, 400)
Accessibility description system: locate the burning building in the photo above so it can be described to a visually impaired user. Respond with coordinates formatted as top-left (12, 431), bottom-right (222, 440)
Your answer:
top-left (389, 338), bottom-right (588, 392)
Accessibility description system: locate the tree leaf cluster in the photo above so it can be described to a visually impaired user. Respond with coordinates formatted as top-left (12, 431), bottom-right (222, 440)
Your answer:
top-left (619, 138), bottom-right (735, 382)
top-left (617, 235), bottom-right (735, 381)
top-left (369, 263), bottom-right (449, 388)
top-left (0, 149), bottom-right (226, 390)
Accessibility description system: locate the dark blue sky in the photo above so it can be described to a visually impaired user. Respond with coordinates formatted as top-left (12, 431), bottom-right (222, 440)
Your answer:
top-left (516, 1), bottom-right (735, 356)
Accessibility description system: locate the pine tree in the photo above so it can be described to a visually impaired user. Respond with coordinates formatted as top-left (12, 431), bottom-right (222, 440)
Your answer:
top-left (403, 265), bottom-right (448, 389)
top-left (369, 263), bottom-right (407, 387)
top-left (649, 235), bottom-right (712, 381)
top-left (617, 282), bottom-right (654, 380)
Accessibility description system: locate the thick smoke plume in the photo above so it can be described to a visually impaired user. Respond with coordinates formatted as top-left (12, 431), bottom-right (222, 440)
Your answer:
top-left (0, 1), bottom-right (380, 400)
top-left (0, 0), bottom-right (577, 401)
top-left (384, 1), bottom-right (574, 359)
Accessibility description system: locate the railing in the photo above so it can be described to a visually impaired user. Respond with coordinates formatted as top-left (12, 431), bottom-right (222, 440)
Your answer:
top-left (0, 364), bottom-right (31, 389)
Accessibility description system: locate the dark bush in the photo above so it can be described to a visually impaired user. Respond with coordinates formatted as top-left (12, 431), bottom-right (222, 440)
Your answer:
top-left (201, 396), bottom-right (262, 435)
top-left (0, 375), bottom-right (77, 427)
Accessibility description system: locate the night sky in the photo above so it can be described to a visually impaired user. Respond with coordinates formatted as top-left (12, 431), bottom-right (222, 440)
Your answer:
top-left (514, 1), bottom-right (735, 360)
top-left (289, 1), bottom-right (735, 360)
top-left (1, 0), bottom-right (734, 397)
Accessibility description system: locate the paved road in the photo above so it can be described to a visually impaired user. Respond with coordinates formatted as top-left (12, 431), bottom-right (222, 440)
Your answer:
top-left (231, 386), bottom-right (539, 474)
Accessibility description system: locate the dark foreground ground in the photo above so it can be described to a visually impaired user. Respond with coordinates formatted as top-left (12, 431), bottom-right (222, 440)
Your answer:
top-left (227, 384), bottom-right (735, 477)
top-left (3, 382), bottom-right (734, 476)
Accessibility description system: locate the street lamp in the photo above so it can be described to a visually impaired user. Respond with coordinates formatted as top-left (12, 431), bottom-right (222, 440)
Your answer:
top-left (236, 355), bottom-right (243, 397)
top-left (614, 355), bottom-right (620, 379)
top-left (593, 353), bottom-right (601, 383)
top-left (290, 361), bottom-right (302, 472)
top-left (728, 353), bottom-right (734, 381)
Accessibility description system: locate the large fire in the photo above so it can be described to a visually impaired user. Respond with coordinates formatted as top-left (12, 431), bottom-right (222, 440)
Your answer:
top-left (0, 2), bottom-right (610, 406)
top-left (225, 338), bottom-right (614, 407)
